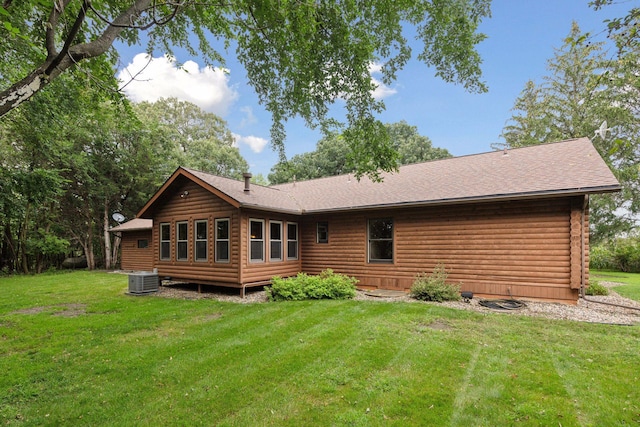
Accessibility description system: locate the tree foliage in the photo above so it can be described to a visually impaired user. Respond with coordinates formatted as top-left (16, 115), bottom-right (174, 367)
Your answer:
top-left (500, 23), bottom-right (640, 242)
top-left (133, 97), bottom-right (248, 178)
top-left (0, 0), bottom-right (490, 178)
top-left (590, 0), bottom-right (640, 56)
top-left (268, 121), bottom-right (451, 184)
top-left (0, 72), bottom-right (247, 273)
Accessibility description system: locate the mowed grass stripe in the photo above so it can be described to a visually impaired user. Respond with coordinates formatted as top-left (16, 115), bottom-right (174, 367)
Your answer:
top-left (1, 272), bottom-right (639, 426)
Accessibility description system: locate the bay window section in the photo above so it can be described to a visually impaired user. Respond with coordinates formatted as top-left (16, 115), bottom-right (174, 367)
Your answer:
top-left (368, 218), bottom-right (393, 263)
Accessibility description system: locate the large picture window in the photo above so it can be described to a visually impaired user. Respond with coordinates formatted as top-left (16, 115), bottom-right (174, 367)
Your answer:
top-left (270, 221), bottom-right (283, 262)
top-left (176, 221), bottom-right (188, 261)
top-left (287, 222), bottom-right (298, 260)
top-left (195, 220), bottom-right (208, 261)
top-left (249, 219), bottom-right (264, 262)
top-left (215, 218), bottom-right (230, 263)
top-left (368, 218), bottom-right (393, 263)
top-left (160, 223), bottom-right (171, 260)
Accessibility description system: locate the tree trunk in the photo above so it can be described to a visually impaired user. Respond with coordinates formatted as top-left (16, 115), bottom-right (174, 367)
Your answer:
top-left (103, 202), bottom-right (112, 269)
top-left (18, 203), bottom-right (30, 273)
top-left (0, 0), bottom-right (154, 118)
top-left (112, 233), bottom-right (122, 269)
top-left (1, 222), bottom-right (16, 273)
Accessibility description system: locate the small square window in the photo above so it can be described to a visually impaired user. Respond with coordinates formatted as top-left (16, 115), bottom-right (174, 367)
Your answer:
top-left (317, 222), bottom-right (328, 243)
top-left (137, 239), bottom-right (149, 249)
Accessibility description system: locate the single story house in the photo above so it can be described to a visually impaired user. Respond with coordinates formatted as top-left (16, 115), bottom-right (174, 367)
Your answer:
top-left (114, 138), bottom-right (620, 303)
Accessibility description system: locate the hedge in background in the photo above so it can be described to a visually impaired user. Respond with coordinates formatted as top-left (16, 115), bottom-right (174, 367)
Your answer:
top-left (591, 236), bottom-right (640, 273)
top-left (267, 269), bottom-right (358, 301)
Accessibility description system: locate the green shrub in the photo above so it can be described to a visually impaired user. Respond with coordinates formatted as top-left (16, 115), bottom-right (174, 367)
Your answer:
top-left (585, 281), bottom-right (609, 296)
top-left (267, 269), bottom-right (358, 301)
top-left (592, 237), bottom-right (640, 273)
top-left (612, 238), bottom-right (640, 273)
top-left (410, 264), bottom-right (461, 302)
top-left (589, 244), bottom-right (616, 270)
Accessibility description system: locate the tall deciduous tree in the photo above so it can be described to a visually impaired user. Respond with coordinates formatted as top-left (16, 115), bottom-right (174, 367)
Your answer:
top-left (133, 98), bottom-right (249, 179)
top-left (268, 121), bottom-right (451, 184)
top-left (0, 0), bottom-right (490, 178)
top-left (500, 23), bottom-right (640, 242)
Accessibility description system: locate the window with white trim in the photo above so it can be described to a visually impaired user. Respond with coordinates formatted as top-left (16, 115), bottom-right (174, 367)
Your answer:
top-left (287, 222), bottom-right (298, 260)
top-left (160, 223), bottom-right (171, 260)
top-left (249, 219), bottom-right (264, 262)
top-left (215, 218), bottom-right (230, 263)
top-left (368, 218), bottom-right (393, 263)
top-left (195, 220), bottom-right (208, 261)
top-left (176, 221), bottom-right (188, 261)
top-left (270, 221), bottom-right (283, 262)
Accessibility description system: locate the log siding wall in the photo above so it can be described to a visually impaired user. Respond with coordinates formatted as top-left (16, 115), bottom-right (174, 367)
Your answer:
top-left (138, 176), bottom-right (590, 302)
top-left (300, 197), bottom-right (588, 302)
top-left (119, 230), bottom-right (153, 271)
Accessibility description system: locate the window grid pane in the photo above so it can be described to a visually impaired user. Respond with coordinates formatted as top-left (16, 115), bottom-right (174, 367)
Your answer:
top-left (176, 222), bottom-right (188, 261)
top-left (368, 219), bottom-right (393, 263)
top-left (270, 222), bottom-right (282, 261)
top-left (195, 220), bottom-right (208, 261)
top-left (160, 223), bottom-right (171, 260)
top-left (287, 223), bottom-right (298, 260)
top-left (249, 220), bottom-right (264, 262)
top-left (215, 219), bottom-right (230, 263)
top-left (317, 222), bottom-right (328, 243)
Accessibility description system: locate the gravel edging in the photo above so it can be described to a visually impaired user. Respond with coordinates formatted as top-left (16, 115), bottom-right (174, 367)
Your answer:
top-left (153, 281), bottom-right (640, 325)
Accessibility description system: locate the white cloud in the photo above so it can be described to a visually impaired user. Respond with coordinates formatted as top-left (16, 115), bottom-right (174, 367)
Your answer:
top-left (233, 133), bottom-right (269, 153)
top-left (239, 106), bottom-right (257, 127)
top-left (117, 53), bottom-right (239, 116)
top-left (368, 62), bottom-right (397, 100)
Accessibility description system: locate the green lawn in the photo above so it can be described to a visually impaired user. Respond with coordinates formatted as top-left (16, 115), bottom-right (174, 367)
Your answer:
top-left (1, 271), bottom-right (639, 426)
top-left (592, 269), bottom-right (640, 301)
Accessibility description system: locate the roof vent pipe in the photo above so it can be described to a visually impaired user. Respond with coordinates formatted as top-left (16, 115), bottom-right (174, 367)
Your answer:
top-left (243, 172), bottom-right (252, 193)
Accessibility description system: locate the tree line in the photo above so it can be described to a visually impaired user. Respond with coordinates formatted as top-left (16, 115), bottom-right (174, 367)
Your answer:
top-left (1, 2), bottom-right (638, 272)
top-left (0, 70), bottom-right (248, 273)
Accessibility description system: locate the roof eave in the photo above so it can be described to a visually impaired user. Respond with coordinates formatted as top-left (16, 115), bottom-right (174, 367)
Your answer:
top-left (239, 203), bottom-right (303, 216)
top-left (302, 185), bottom-right (622, 215)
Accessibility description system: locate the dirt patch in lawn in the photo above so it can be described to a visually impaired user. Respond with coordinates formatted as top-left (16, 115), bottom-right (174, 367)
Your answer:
top-left (10, 303), bottom-right (87, 317)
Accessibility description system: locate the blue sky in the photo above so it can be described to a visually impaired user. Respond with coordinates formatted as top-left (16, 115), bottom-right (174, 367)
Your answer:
top-left (116, 0), bottom-right (635, 178)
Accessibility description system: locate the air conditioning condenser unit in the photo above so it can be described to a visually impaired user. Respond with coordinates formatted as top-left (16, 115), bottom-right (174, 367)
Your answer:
top-left (128, 272), bottom-right (159, 294)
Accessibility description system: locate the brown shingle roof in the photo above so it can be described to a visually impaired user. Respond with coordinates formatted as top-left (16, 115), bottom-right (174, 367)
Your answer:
top-left (183, 169), bottom-right (303, 213)
top-left (271, 138), bottom-right (620, 213)
top-left (140, 138), bottom-right (620, 216)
